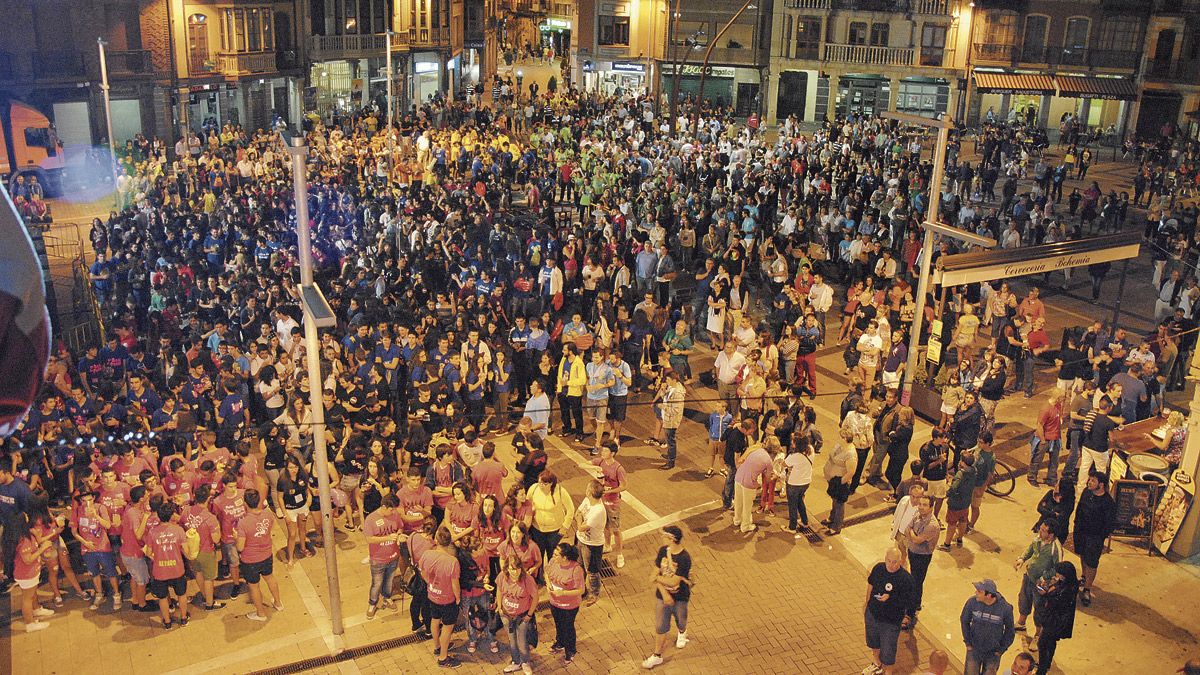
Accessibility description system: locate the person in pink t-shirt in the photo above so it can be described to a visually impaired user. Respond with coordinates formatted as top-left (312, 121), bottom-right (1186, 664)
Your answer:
top-left (444, 481), bottom-right (479, 543)
top-left (363, 495), bottom-right (405, 619)
top-left (546, 543), bottom-right (586, 663)
top-left (397, 469), bottom-right (434, 537)
top-left (471, 442), bottom-right (509, 500)
top-left (118, 485), bottom-right (154, 612)
top-left (235, 489), bottom-right (282, 622)
top-left (144, 503), bottom-right (191, 628)
top-left (419, 527), bottom-right (462, 668)
top-left (8, 515), bottom-right (54, 632)
top-left (185, 483), bottom-right (225, 610)
top-left (212, 474), bottom-right (247, 596)
top-left (496, 556), bottom-right (539, 672)
top-left (70, 491), bottom-right (121, 610)
top-left (592, 442), bottom-right (628, 568)
top-left (475, 495), bottom-right (510, 586)
top-left (497, 521), bottom-right (542, 580)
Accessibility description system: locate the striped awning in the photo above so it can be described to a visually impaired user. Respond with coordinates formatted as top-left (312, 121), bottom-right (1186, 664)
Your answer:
top-left (973, 72), bottom-right (1056, 95)
top-left (1054, 76), bottom-right (1138, 101)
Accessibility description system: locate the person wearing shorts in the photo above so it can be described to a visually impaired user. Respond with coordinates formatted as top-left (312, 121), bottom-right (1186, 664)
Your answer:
top-left (185, 483), bottom-right (225, 610)
top-left (71, 491), bottom-right (122, 611)
top-left (863, 548), bottom-right (914, 675)
top-left (236, 489), bottom-right (283, 621)
top-left (145, 503), bottom-right (191, 628)
top-left (939, 454), bottom-right (976, 551)
top-left (592, 442), bottom-right (627, 568)
top-left (1073, 471), bottom-right (1116, 607)
top-left (584, 349), bottom-right (614, 455)
top-left (606, 351), bottom-right (632, 448)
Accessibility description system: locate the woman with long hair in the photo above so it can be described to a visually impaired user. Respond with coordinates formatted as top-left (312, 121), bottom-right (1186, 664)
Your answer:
top-left (277, 455), bottom-right (314, 564)
top-left (546, 542), bottom-right (586, 664)
top-left (476, 494), bottom-right (509, 586)
top-left (444, 481), bottom-right (478, 543)
top-left (495, 556), bottom-right (539, 674)
top-left (497, 521), bottom-right (542, 581)
top-left (3, 513), bottom-right (54, 631)
top-left (28, 495), bottom-right (88, 604)
top-left (503, 482), bottom-right (534, 528)
top-left (1032, 561), bottom-right (1079, 674)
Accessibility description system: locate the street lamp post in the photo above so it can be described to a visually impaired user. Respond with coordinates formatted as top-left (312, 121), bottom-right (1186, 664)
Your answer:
top-left (96, 39), bottom-right (120, 195)
top-left (881, 111), bottom-right (996, 405)
top-left (385, 31), bottom-right (395, 184)
top-left (696, 0), bottom-right (757, 126)
top-left (280, 131), bottom-right (344, 636)
top-left (956, 1), bottom-right (976, 125)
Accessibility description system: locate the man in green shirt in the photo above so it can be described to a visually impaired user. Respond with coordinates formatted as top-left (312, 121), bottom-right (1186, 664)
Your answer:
top-left (939, 453), bottom-right (977, 551)
top-left (970, 431), bottom-right (997, 533)
top-left (662, 320), bottom-right (695, 383)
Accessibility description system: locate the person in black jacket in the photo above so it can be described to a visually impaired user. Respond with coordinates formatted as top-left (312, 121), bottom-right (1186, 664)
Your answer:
top-left (1033, 561), bottom-right (1079, 674)
top-left (1035, 476), bottom-right (1075, 544)
top-left (950, 391), bottom-right (984, 464)
top-left (1073, 471), bottom-right (1116, 607)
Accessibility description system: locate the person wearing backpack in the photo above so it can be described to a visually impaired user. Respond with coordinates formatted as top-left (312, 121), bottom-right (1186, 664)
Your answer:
top-left (1014, 519), bottom-right (1062, 634)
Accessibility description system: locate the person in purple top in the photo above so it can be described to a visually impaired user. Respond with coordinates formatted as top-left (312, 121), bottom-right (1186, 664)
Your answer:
top-left (732, 437), bottom-right (777, 534)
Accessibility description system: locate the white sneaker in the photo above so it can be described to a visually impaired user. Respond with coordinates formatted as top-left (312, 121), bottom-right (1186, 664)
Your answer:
top-left (112, 596), bottom-right (122, 611)
top-left (503, 665), bottom-right (522, 673)
top-left (33, 607), bottom-right (54, 618)
top-left (616, 554), bottom-right (625, 568)
top-left (603, 544), bottom-right (613, 553)
top-left (675, 632), bottom-right (688, 649)
top-left (245, 612), bottom-right (268, 622)
top-left (642, 654), bottom-right (664, 669)
top-left (521, 665), bottom-right (532, 675)
top-left (25, 621), bottom-right (49, 632)
top-left (89, 597), bottom-right (102, 610)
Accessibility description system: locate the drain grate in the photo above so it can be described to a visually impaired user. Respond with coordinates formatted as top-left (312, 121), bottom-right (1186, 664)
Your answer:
top-left (801, 527), bottom-right (824, 544)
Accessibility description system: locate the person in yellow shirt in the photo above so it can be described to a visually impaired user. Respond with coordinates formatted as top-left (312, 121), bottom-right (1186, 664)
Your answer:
top-left (557, 344), bottom-right (587, 441)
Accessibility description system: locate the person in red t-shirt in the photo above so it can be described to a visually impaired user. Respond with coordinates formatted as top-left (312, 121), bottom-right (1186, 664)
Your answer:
top-left (407, 518), bottom-right (436, 636)
top-left (418, 526), bottom-right (462, 668)
top-left (546, 543), bottom-right (586, 663)
top-left (144, 503), bottom-right (191, 628)
top-left (363, 494), bottom-right (405, 619)
top-left (186, 483), bottom-right (225, 610)
top-left (397, 469), bottom-right (434, 543)
top-left (593, 443), bottom-right (628, 568)
top-left (235, 489), bottom-right (281, 622)
top-left (496, 556), bottom-right (539, 673)
top-left (471, 443), bottom-right (509, 500)
top-left (118, 485), bottom-right (155, 612)
top-left (8, 515), bottom-right (54, 632)
top-left (163, 458), bottom-right (196, 504)
top-left (475, 495), bottom-right (510, 587)
top-left (212, 474), bottom-right (247, 597)
top-left (497, 522), bottom-right (542, 580)
top-left (443, 481), bottom-right (478, 543)
top-left (70, 491), bottom-right (122, 610)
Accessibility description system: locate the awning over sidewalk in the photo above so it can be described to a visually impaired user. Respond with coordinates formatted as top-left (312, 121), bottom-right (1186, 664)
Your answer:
top-left (973, 72), bottom-right (1056, 96)
top-left (1055, 76), bottom-right (1138, 101)
top-left (932, 232), bottom-right (1141, 287)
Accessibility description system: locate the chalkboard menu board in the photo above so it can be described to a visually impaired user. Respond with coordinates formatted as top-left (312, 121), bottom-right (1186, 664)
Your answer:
top-left (1112, 480), bottom-right (1159, 539)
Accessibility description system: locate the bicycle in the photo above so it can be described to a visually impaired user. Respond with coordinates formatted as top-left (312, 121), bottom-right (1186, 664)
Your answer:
top-left (986, 459), bottom-right (1017, 497)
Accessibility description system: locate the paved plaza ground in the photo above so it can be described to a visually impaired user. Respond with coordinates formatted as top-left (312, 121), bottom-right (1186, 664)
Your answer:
top-left (5, 106), bottom-right (1200, 674)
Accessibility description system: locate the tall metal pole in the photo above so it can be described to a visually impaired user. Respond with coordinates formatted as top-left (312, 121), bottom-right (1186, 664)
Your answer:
top-left (1110, 257), bottom-right (1130, 332)
top-left (900, 124), bottom-right (950, 405)
top-left (666, 0), bottom-right (683, 136)
top-left (696, 0), bottom-right (755, 128)
top-left (97, 39), bottom-right (120, 195)
top-left (285, 135), bottom-right (344, 635)
top-left (386, 31), bottom-right (395, 184)
top-left (956, 1), bottom-right (976, 125)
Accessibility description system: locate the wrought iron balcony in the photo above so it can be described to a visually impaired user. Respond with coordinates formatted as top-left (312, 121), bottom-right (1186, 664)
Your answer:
top-left (106, 50), bottom-right (155, 75)
top-left (972, 43), bottom-right (1016, 64)
top-left (217, 51), bottom-right (277, 76)
top-left (309, 33), bottom-right (390, 61)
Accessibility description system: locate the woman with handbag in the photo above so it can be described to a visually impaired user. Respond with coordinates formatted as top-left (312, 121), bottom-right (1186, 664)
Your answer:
top-left (496, 557), bottom-right (539, 674)
top-left (546, 543), bottom-right (586, 663)
top-left (822, 427), bottom-right (857, 536)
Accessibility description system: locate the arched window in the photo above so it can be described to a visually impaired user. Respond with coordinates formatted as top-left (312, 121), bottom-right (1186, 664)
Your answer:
top-left (187, 14), bottom-right (210, 74)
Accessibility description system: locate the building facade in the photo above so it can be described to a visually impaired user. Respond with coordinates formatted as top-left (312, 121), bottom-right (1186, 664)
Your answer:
top-left (658, 0), bottom-right (773, 115)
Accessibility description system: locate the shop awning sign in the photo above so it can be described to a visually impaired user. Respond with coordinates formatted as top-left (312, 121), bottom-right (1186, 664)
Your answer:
top-left (933, 233), bottom-right (1141, 286)
top-left (663, 64), bottom-right (735, 78)
top-left (612, 62), bottom-right (645, 74)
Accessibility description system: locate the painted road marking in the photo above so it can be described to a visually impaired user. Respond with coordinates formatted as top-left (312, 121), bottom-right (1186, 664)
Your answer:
top-left (545, 433), bottom-right (662, 523)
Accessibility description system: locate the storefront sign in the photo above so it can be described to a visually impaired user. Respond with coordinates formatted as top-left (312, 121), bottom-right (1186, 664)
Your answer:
top-left (934, 242), bottom-right (1140, 287)
top-left (663, 64), bottom-right (736, 78)
top-left (612, 62), bottom-right (645, 74)
top-left (414, 61), bottom-right (439, 74)
top-left (465, 39), bottom-right (484, 49)
top-left (543, 18), bottom-right (571, 30)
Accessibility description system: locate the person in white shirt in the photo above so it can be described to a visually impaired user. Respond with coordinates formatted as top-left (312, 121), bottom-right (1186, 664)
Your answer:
top-left (712, 341), bottom-right (748, 408)
top-left (890, 485), bottom-right (925, 564)
top-left (856, 321), bottom-right (885, 387)
top-left (573, 480), bottom-right (608, 603)
top-left (808, 273), bottom-right (834, 344)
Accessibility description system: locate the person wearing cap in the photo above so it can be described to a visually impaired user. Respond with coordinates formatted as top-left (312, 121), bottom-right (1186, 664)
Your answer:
top-left (862, 547), bottom-right (915, 675)
top-left (960, 578), bottom-right (1015, 675)
top-left (1072, 470), bottom-right (1116, 608)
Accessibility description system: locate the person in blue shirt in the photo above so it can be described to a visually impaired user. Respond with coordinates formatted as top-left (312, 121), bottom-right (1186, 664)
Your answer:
top-left (202, 227), bottom-right (225, 272)
top-left (77, 345), bottom-right (105, 394)
top-left (89, 254), bottom-right (112, 307)
top-left (584, 350), bottom-right (615, 455)
top-left (441, 353), bottom-right (463, 404)
top-left (606, 351), bottom-right (633, 448)
top-left (635, 247), bottom-right (659, 296)
top-left (706, 400), bottom-right (734, 477)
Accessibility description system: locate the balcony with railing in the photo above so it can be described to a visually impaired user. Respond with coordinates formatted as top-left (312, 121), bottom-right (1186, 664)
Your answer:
top-left (309, 33), bottom-right (390, 61)
top-left (217, 51), bottom-right (277, 76)
top-left (830, 0), bottom-right (948, 12)
top-left (824, 43), bottom-right (914, 67)
top-left (405, 27), bottom-right (451, 48)
top-left (704, 46), bottom-right (769, 66)
top-left (511, 0), bottom-right (547, 16)
top-left (783, 0), bottom-right (831, 9)
top-left (1017, 45), bottom-right (1140, 71)
top-left (34, 51), bottom-right (85, 78)
top-left (106, 50), bottom-right (155, 76)
top-left (972, 43), bottom-right (1016, 64)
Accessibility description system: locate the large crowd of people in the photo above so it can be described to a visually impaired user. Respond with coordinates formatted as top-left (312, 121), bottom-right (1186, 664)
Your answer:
top-left (2, 63), bottom-right (1199, 673)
